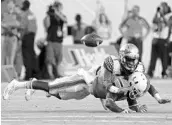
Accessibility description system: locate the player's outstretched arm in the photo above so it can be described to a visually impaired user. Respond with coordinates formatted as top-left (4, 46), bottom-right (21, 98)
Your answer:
top-left (127, 98), bottom-right (147, 113)
top-left (148, 84), bottom-right (171, 104)
top-left (105, 92), bottom-right (134, 113)
top-left (103, 56), bottom-right (123, 93)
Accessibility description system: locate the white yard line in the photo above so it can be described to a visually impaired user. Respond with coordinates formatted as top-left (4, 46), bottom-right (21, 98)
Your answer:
top-left (42, 120), bottom-right (169, 123)
top-left (2, 115), bottom-right (172, 119)
top-left (2, 120), bottom-right (25, 122)
top-left (2, 119), bottom-right (171, 123)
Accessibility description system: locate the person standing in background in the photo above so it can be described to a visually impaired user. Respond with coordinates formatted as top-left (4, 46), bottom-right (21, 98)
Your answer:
top-left (20, 0), bottom-right (40, 80)
top-left (166, 14), bottom-right (172, 77)
top-left (119, 5), bottom-right (150, 61)
top-left (92, 0), bottom-right (112, 40)
top-left (1, 0), bottom-right (20, 65)
top-left (166, 15), bottom-right (172, 67)
top-left (116, 0), bottom-right (131, 50)
top-left (44, 1), bottom-right (67, 79)
top-left (147, 2), bottom-right (171, 78)
top-left (71, 14), bottom-right (87, 44)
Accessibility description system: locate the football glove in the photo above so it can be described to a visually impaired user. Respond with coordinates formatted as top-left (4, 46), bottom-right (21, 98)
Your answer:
top-left (130, 104), bottom-right (148, 113)
top-left (158, 99), bottom-right (171, 104)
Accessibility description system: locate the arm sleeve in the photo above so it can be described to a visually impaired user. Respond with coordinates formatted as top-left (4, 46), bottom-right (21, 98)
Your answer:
top-left (148, 84), bottom-right (158, 97)
top-left (105, 92), bottom-right (124, 113)
top-left (103, 56), bottom-right (114, 73)
top-left (103, 56), bottom-right (114, 91)
top-left (102, 66), bottom-right (113, 91)
top-left (144, 73), bottom-right (158, 97)
top-left (127, 98), bottom-right (140, 112)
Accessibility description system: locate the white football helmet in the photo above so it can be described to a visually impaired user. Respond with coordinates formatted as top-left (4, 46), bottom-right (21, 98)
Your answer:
top-left (128, 72), bottom-right (149, 100)
top-left (119, 43), bottom-right (139, 72)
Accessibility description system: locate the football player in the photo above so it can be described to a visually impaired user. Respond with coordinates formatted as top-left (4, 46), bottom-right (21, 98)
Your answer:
top-left (3, 44), bottom-right (170, 113)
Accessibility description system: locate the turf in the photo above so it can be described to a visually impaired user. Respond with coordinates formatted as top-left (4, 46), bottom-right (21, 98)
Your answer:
top-left (1, 79), bottom-right (172, 125)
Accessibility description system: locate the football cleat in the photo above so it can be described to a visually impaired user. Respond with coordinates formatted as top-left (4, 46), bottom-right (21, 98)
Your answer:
top-left (3, 79), bottom-right (18, 100)
top-left (25, 78), bottom-right (37, 101)
top-left (25, 89), bottom-right (35, 101)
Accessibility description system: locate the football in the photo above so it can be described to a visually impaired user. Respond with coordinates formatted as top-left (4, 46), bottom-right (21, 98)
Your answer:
top-left (81, 33), bottom-right (103, 47)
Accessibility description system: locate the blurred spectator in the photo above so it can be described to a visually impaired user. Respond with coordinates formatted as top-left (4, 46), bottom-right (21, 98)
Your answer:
top-left (166, 14), bottom-right (172, 77)
top-left (167, 15), bottom-right (172, 67)
top-left (12, 4), bottom-right (25, 79)
top-left (84, 26), bottom-right (96, 35)
top-left (1, 0), bottom-right (20, 65)
top-left (20, 0), bottom-right (40, 80)
top-left (119, 5), bottom-right (150, 61)
top-left (71, 14), bottom-right (87, 44)
top-left (36, 38), bottom-right (49, 79)
top-left (1, 0), bottom-right (25, 78)
top-left (44, 1), bottom-right (67, 79)
top-left (92, 0), bottom-right (112, 40)
top-left (147, 2), bottom-right (171, 78)
top-left (116, 0), bottom-right (130, 50)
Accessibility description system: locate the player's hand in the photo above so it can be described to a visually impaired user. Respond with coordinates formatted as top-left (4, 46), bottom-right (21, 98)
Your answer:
top-left (137, 104), bottom-right (147, 113)
top-left (158, 99), bottom-right (171, 104)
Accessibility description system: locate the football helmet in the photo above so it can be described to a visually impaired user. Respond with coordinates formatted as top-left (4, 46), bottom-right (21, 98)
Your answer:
top-left (119, 43), bottom-right (139, 72)
top-left (128, 72), bottom-right (149, 100)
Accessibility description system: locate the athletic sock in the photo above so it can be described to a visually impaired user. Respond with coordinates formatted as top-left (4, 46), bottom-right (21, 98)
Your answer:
top-left (32, 80), bottom-right (49, 92)
top-left (15, 81), bottom-right (28, 89)
top-left (14, 79), bottom-right (49, 93)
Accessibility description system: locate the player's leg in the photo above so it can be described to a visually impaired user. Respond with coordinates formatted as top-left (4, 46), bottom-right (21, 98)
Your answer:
top-left (58, 84), bottom-right (90, 100)
top-left (25, 74), bottom-right (87, 100)
top-left (3, 78), bottom-right (50, 100)
top-left (48, 74), bottom-right (85, 93)
top-left (26, 80), bottom-right (89, 101)
top-left (3, 73), bottom-right (88, 100)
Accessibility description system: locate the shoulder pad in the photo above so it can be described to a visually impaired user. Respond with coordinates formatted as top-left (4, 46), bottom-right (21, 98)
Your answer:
top-left (104, 56), bottom-right (121, 74)
top-left (104, 56), bottom-right (114, 72)
top-left (135, 62), bottom-right (145, 72)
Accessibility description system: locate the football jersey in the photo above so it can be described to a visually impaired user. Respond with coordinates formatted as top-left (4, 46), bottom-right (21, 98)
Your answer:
top-left (92, 55), bottom-right (145, 99)
top-left (103, 55), bottom-right (145, 75)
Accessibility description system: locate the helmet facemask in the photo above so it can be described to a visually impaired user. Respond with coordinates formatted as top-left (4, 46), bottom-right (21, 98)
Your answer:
top-left (119, 43), bottom-right (139, 72)
top-left (129, 86), bottom-right (143, 100)
top-left (121, 53), bottom-right (139, 72)
top-left (128, 72), bottom-right (148, 100)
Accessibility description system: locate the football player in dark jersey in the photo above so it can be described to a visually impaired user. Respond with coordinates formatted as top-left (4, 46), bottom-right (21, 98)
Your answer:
top-left (3, 44), bottom-right (170, 113)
